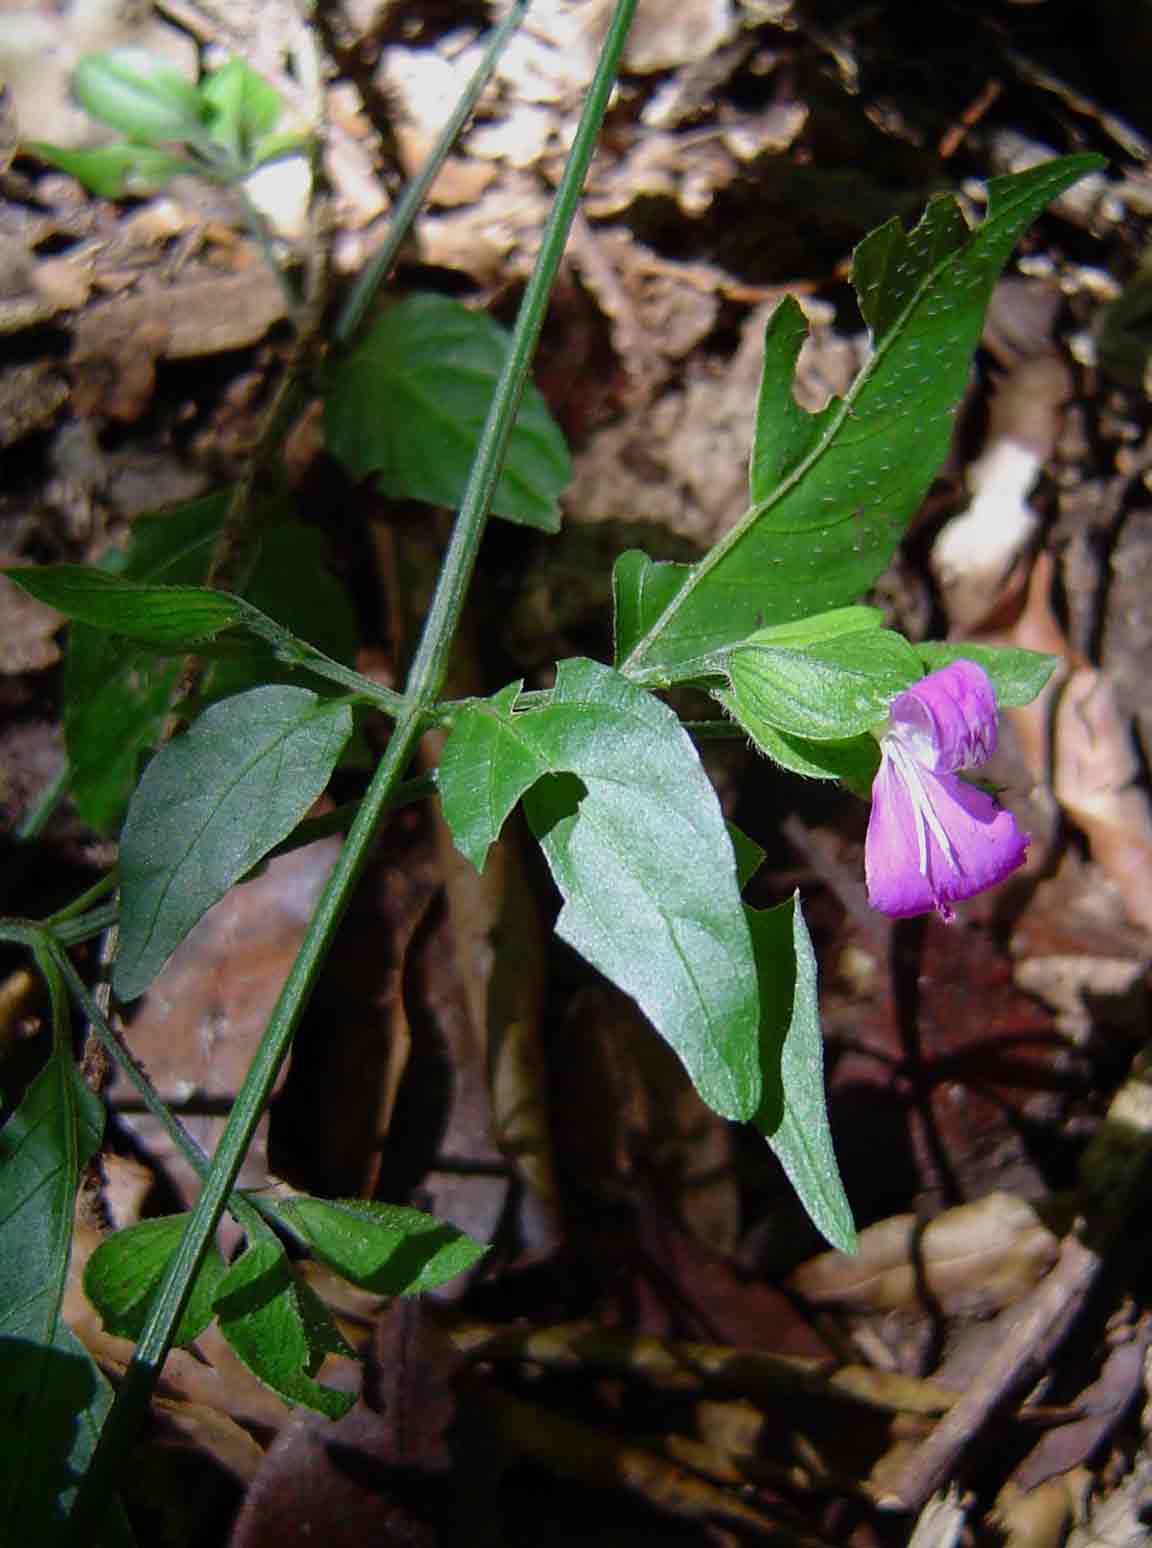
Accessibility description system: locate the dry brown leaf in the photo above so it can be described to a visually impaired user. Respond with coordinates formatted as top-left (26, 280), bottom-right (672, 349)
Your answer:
top-left (448, 1318), bottom-right (955, 1415)
top-left (486, 1388), bottom-right (786, 1534)
top-left (789, 1194), bottom-right (1059, 1317)
top-left (107, 839), bottom-right (341, 1233)
top-left (71, 267), bottom-right (287, 420)
top-left (993, 1473), bottom-right (1088, 1548)
top-left (1051, 666), bottom-right (1152, 935)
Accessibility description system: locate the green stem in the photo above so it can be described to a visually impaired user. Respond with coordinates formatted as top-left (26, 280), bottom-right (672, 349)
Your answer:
top-left (403, 0), bottom-right (639, 708)
top-left (50, 943), bottom-right (270, 1239)
top-left (332, 0), bottom-right (531, 349)
top-left (65, 2), bottom-right (638, 1536)
top-left (43, 873), bottom-right (117, 927)
top-left (15, 763), bottom-right (69, 840)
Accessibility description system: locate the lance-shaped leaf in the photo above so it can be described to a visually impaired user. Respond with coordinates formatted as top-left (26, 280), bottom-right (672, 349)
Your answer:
top-left (615, 155), bottom-right (1103, 683)
top-left (0, 1051), bottom-right (131, 1540)
top-left (5, 565), bottom-right (243, 647)
top-left (749, 893), bottom-right (855, 1253)
top-left (114, 685), bottom-right (353, 1000)
top-left (439, 659), bottom-right (761, 1121)
top-left (212, 1238), bottom-right (354, 1418)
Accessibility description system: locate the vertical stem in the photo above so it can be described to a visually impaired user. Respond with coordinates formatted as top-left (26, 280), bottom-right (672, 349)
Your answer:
top-left (65, 0), bottom-right (639, 1537)
top-left (333, 0), bottom-right (533, 350)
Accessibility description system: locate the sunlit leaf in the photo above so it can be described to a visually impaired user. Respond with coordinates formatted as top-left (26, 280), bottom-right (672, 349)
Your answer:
top-left (213, 1238), bottom-right (354, 1418)
top-left (73, 49), bottom-right (204, 142)
top-left (615, 156), bottom-right (1103, 683)
top-left (749, 894), bottom-right (855, 1253)
top-left (915, 641), bottom-right (1056, 706)
top-left (275, 1198), bottom-right (488, 1295)
top-left (26, 141), bottom-right (190, 197)
top-left (439, 660), bottom-right (761, 1121)
top-left (84, 1215), bottom-right (227, 1346)
top-left (200, 58), bottom-right (284, 161)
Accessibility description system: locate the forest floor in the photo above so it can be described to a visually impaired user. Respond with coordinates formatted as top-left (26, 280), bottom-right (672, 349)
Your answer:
top-left (4, 2), bottom-right (1152, 1544)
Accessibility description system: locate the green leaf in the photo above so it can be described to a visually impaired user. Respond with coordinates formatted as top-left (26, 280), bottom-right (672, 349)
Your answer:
top-left (724, 710), bottom-right (881, 788)
top-left (616, 156), bottom-right (1104, 683)
top-left (249, 127), bottom-right (310, 168)
top-left (275, 1198), bottom-right (488, 1295)
top-left (113, 685), bottom-right (353, 1000)
top-left (749, 895), bottom-right (855, 1253)
top-left (728, 822), bottom-right (765, 890)
top-left (612, 551), bottom-right (694, 665)
top-left (65, 630), bottom-right (183, 833)
top-left (84, 1215), bottom-right (227, 1346)
top-left (5, 566), bottom-right (243, 647)
top-left (200, 58), bottom-right (284, 162)
top-left (915, 641), bottom-right (1056, 707)
top-left (205, 524), bottom-right (361, 704)
top-left (213, 1238), bottom-right (354, 1418)
top-left (740, 605), bottom-right (886, 648)
top-left (58, 492), bottom-right (228, 833)
top-left (324, 294), bottom-right (572, 532)
top-left (725, 630), bottom-right (922, 740)
top-left (26, 140), bottom-right (191, 197)
top-left (73, 49), bottom-right (205, 143)
top-left (0, 1052), bottom-right (126, 1537)
top-left (439, 659), bottom-right (761, 1121)
top-left (50, 490), bottom-right (362, 832)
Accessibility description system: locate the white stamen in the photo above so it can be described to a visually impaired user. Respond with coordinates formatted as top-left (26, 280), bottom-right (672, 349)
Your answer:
top-left (885, 738), bottom-right (957, 878)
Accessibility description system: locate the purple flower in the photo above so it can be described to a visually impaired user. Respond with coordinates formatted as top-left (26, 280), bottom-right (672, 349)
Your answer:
top-left (865, 660), bottom-right (1029, 920)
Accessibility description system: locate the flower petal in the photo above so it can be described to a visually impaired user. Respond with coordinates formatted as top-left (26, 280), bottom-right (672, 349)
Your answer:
top-left (888, 660), bottom-right (999, 774)
top-left (865, 752), bottom-right (1029, 919)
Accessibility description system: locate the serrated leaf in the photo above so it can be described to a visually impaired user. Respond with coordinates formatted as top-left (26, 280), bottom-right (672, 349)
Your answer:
top-left (750, 895), bottom-right (855, 1253)
top-left (439, 659), bottom-right (761, 1121)
top-left (616, 156), bottom-right (1104, 682)
top-left (915, 642), bottom-right (1056, 707)
top-left (200, 58), bottom-right (283, 162)
top-left (324, 293), bottom-right (571, 532)
top-left (73, 49), bottom-right (205, 142)
top-left (0, 1052), bottom-right (129, 1538)
top-left (27, 140), bottom-right (190, 197)
top-left (213, 1238), bottom-right (354, 1418)
top-left (114, 685), bottom-right (353, 1000)
top-left (726, 629), bottom-right (922, 741)
top-left (84, 1215), bottom-right (227, 1346)
top-left (5, 566), bottom-right (243, 646)
top-left (276, 1198), bottom-right (488, 1295)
